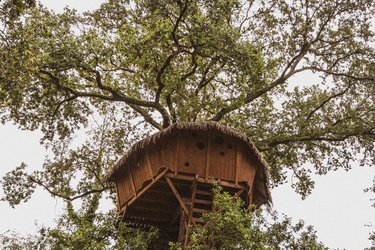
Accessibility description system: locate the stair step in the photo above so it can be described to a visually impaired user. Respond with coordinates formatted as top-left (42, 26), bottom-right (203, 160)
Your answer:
top-left (195, 190), bottom-right (211, 196)
top-left (192, 217), bottom-right (203, 223)
top-left (193, 208), bottom-right (210, 213)
top-left (194, 199), bottom-right (212, 205)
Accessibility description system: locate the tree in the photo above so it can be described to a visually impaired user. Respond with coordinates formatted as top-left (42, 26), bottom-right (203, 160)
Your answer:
top-left (0, 0), bottom-right (374, 248)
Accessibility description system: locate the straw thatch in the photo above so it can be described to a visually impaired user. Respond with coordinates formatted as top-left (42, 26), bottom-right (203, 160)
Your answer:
top-left (106, 121), bottom-right (272, 204)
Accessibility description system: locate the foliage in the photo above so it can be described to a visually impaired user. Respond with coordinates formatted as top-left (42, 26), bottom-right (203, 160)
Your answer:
top-left (367, 231), bottom-right (375, 250)
top-left (0, 0), bottom-right (374, 248)
top-left (1, 194), bottom-right (158, 249)
top-left (184, 185), bottom-right (327, 250)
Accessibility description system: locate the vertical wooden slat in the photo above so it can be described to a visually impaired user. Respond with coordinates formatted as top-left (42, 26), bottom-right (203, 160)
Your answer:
top-left (205, 130), bottom-right (211, 180)
top-left (173, 132), bottom-right (180, 173)
top-left (129, 165), bottom-right (137, 197)
top-left (115, 181), bottom-right (121, 210)
top-left (145, 150), bottom-right (154, 178)
top-left (235, 143), bottom-right (240, 185)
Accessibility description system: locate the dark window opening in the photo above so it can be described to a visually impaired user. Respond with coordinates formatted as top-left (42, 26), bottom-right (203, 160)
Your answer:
top-left (220, 151), bottom-right (225, 156)
top-left (227, 143), bottom-right (233, 149)
top-left (184, 162), bottom-right (190, 167)
top-left (197, 142), bottom-right (205, 150)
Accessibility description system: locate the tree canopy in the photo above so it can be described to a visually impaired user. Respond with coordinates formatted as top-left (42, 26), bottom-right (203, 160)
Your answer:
top-left (0, 0), bottom-right (374, 248)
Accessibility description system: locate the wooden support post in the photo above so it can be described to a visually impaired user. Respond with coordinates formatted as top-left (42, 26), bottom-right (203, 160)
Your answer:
top-left (178, 208), bottom-right (187, 246)
top-left (165, 177), bottom-right (190, 217)
top-left (165, 172), bottom-right (246, 190)
top-left (234, 189), bottom-right (244, 198)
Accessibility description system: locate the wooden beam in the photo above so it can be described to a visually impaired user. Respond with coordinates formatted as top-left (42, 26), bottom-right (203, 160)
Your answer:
top-left (165, 177), bottom-right (190, 217)
top-left (234, 189), bottom-right (244, 198)
top-left (189, 179), bottom-right (198, 227)
top-left (115, 182), bottom-right (121, 210)
top-left (247, 181), bottom-right (254, 210)
top-left (165, 172), bottom-right (247, 190)
top-left (120, 168), bottom-right (168, 214)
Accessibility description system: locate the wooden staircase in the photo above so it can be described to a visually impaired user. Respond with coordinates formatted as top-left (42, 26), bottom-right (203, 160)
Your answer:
top-left (190, 185), bottom-right (214, 225)
top-left (181, 182), bottom-right (214, 248)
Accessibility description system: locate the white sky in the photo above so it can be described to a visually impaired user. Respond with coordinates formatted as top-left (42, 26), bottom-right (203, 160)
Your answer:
top-left (0, 1), bottom-right (374, 249)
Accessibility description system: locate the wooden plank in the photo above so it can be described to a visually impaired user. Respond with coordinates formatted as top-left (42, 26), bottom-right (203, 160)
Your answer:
top-left (145, 150), bottom-right (154, 179)
top-left (247, 177), bottom-right (255, 209)
top-left (234, 189), bottom-right (244, 198)
top-left (115, 182), bottom-right (121, 210)
top-left (235, 143), bottom-right (240, 185)
top-left (208, 134), bottom-right (236, 180)
top-left (176, 130), bottom-right (207, 176)
top-left (205, 130), bottom-right (211, 179)
top-left (189, 179), bottom-right (198, 227)
top-left (130, 153), bottom-right (154, 191)
top-left (125, 168), bottom-right (168, 208)
top-left (192, 208), bottom-right (210, 214)
top-left (165, 177), bottom-right (190, 217)
top-left (194, 199), bottom-right (212, 205)
top-left (237, 145), bottom-right (258, 185)
top-left (195, 190), bottom-right (212, 196)
top-left (165, 172), bottom-right (246, 190)
top-left (117, 167), bottom-right (136, 208)
top-left (131, 199), bottom-right (177, 211)
top-left (192, 217), bottom-right (203, 223)
top-left (174, 131), bottom-right (180, 173)
top-left (126, 207), bottom-right (173, 221)
top-left (119, 204), bottom-right (127, 218)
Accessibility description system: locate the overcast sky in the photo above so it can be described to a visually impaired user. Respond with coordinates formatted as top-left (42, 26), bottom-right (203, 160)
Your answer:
top-left (0, 1), bottom-right (374, 249)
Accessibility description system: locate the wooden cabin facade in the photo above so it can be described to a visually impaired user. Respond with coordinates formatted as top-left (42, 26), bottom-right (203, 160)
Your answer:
top-left (106, 122), bottom-right (271, 248)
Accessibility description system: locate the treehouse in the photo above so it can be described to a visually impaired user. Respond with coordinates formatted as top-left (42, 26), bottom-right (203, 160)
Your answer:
top-left (106, 122), bottom-right (271, 248)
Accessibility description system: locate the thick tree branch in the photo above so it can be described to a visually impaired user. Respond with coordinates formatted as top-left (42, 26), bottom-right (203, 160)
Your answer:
top-left (155, 54), bottom-right (174, 104)
top-left (39, 69), bottom-right (171, 128)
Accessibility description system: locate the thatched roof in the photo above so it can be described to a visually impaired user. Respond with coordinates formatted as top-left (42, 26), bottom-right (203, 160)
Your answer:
top-left (106, 121), bottom-right (272, 204)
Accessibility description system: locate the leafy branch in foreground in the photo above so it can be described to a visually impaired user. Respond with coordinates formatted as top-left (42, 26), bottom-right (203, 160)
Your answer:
top-left (170, 185), bottom-right (327, 250)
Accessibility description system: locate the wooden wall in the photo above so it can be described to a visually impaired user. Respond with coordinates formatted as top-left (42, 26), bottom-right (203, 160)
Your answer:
top-left (115, 130), bottom-right (259, 210)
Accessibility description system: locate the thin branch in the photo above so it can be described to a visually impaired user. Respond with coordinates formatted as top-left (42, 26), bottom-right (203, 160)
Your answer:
top-left (299, 66), bottom-right (375, 81)
top-left (30, 176), bottom-right (109, 202)
top-left (304, 83), bottom-right (352, 123)
top-left (210, 42), bottom-right (312, 121)
top-left (129, 104), bottom-right (162, 130)
top-left (264, 130), bottom-right (375, 150)
top-left (50, 94), bottom-right (78, 118)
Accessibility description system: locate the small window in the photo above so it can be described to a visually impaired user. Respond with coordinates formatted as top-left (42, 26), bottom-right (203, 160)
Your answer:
top-left (197, 142), bottom-right (205, 150)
